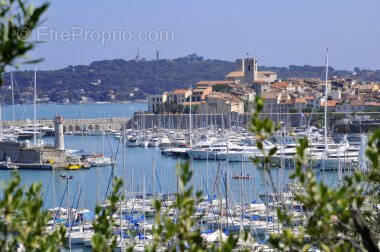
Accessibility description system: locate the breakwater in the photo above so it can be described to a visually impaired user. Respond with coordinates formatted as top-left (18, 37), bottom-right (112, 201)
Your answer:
top-left (126, 112), bottom-right (301, 129)
top-left (2, 117), bottom-right (130, 132)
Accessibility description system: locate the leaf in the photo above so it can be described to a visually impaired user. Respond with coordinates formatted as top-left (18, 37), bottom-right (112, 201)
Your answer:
top-left (269, 146), bottom-right (278, 156)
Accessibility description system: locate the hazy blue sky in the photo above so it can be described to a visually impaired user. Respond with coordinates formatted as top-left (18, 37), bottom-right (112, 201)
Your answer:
top-left (26, 0), bottom-right (380, 70)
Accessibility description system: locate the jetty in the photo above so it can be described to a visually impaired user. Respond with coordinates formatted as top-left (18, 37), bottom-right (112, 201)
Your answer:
top-left (2, 117), bottom-right (130, 133)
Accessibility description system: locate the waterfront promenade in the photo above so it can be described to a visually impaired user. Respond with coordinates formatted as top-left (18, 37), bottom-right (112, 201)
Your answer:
top-left (2, 117), bottom-right (130, 132)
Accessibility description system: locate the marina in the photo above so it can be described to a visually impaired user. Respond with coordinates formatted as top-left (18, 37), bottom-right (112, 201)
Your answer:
top-left (0, 0), bottom-right (379, 250)
top-left (0, 101), bottom-right (369, 250)
top-left (0, 55), bottom-right (373, 249)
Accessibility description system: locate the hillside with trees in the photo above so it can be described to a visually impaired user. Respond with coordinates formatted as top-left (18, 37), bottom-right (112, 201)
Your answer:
top-left (2, 54), bottom-right (380, 104)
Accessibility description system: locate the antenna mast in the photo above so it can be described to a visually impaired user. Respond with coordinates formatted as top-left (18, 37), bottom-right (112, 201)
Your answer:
top-left (11, 73), bottom-right (16, 130)
top-left (323, 49), bottom-right (329, 175)
top-left (33, 68), bottom-right (37, 146)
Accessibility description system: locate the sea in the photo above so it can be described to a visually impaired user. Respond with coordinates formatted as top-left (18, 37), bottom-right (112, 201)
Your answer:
top-left (0, 102), bottom-right (337, 212)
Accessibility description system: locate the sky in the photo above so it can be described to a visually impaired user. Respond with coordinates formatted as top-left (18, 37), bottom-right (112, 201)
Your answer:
top-left (25, 0), bottom-right (380, 71)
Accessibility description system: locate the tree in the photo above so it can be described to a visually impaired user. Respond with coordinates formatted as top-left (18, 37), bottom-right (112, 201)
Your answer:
top-left (0, 1), bottom-right (66, 249)
top-left (212, 84), bottom-right (232, 93)
top-left (250, 97), bottom-right (380, 251)
top-left (0, 172), bottom-right (66, 251)
top-left (0, 0), bottom-right (49, 84)
top-left (268, 133), bottom-right (379, 251)
top-left (301, 107), bottom-right (312, 113)
top-left (91, 178), bottom-right (123, 252)
top-left (93, 163), bottom-right (241, 252)
top-left (147, 161), bottom-right (241, 252)
top-left (249, 97), bottom-right (281, 192)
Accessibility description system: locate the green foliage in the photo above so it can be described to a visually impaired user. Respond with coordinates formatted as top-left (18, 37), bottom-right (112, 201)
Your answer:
top-left (269, 133), bottom-right (380, 251)
top-left (0, 172), bottom-right (66, 251)
top-left (0, 0), bottom-right (49, 84)
top-left (212, 84), bottom-right (232, 93)
top-left (157, 102), bottom-right (184, 114)
top-left (2, 55), bottom-right (237, 103)
top-left (91, 177), bottom-right (124, 252)
top-left (146, 161), bottom-right (240, 252)
top-left (248, 97), bottom-right (380, 251)
top-left (301, 107), bottom-right (312, 113)
top-left (249, 96), bottom-right (379, 251)
top-left (149, 161), bottom-right (206, 251)
top-left (250, 97), bottom-right (281, 195)
top-left (4, 55), bottom-right (380, 103)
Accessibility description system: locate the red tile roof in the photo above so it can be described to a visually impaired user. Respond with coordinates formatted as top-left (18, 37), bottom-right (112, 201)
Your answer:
top-left (295, 98), bottom-right (306, 103)
top-left (207, 92), bottom-right (241, 102)
top-left (226, 71), bottom-right (244, 78)
top-left (173, 88), bottom-right (190, 95)
top-left (321, 100), bottom-right (338, 107)
top-left (192, 88), bottom-right (207, 93)
top-left (270, 82), bottom-right (289, 89)
top-left (305, 96), bottom-right (315, 100)
top-left (196, 80), bottom-right (232, 86)
top-left (253, 80), bottom-right (269, 84)
top-left (258, 71), bottom-right (276, 75)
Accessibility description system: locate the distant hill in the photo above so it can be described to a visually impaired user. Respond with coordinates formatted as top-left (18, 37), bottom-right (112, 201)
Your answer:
top-left (1, 54), bottom-right (379, 103)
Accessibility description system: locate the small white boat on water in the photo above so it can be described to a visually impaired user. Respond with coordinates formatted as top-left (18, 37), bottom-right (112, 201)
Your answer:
top-left (83, 153), bottom-right (113, 167)
top-left (0, 157), bottom-right (19, 170)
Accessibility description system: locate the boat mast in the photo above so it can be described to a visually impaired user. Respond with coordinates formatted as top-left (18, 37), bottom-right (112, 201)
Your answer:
top-left (11, 73), bottom-right (16, 131)
top-left (0, 102), bottom-right (2, 140)
top-left (81, 102), bottom-right (84, 150)
top-left (52, 167), bottom-right (56, 216)
top-left (152, 159), bottom-right (156, 198)
top-left (323, 49), bottom-right (329, 175)
top-left (143, 169), bottom-right (146, 239)
top-left (119, 147), bottom-right (124, 245)
top-left (240, 154), bottom-right (243, 232)
top-left (122, 126), bottom-right (126, 200)
top-left (189, 85), bottom-right (192, 147)
top-left (33, 68), bottom-right (37, 146)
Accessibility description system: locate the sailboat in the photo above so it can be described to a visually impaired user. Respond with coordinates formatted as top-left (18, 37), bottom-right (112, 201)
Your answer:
top-left (13, 69), bottom-right (45, 142)
top-left (298, 50), bottom-right (358, 172)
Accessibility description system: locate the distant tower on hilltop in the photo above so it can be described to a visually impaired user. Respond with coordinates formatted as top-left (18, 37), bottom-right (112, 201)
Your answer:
top-left (246, 58), bottom-right (258, 82)
top-left (156, 49), bottom-right (160, 60)
top-left (236, 57), bottom-right (258, 82)
top-left (134, 47), bottom-right (140, 61)
top-left (54, 115), bottom-right (64, 150)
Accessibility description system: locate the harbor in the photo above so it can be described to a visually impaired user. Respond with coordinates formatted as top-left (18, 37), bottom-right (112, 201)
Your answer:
top-left (0, 131), bottom-right (344, 250)
top-left (1, 0), bottom-right (379, 250)
top-left (0, 101), bottom-right (370, 250)
top-left (0, 58), bottom-right (374, 250)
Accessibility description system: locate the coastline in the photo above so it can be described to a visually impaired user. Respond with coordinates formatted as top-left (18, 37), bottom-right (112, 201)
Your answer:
top-left (1, 99), bottom-right (148, 106)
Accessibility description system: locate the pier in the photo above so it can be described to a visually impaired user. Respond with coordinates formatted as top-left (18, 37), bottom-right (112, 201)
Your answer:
top-left (127, 112), bottom-right (303, 129)
top-left (2, 113), bottom-right (378, 134)
top-left (2, 117), bottom-right (130, 132)
top-left (128, 112), bottom-right (380, 133)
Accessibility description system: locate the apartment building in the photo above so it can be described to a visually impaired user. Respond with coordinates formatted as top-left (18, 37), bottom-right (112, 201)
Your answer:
top-left (148, 93), bottom-right (168, 113)
top-left (198, 92), bottom-right (244, 114)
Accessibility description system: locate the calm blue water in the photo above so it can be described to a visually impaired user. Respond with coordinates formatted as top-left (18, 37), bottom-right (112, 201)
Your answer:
top-left (0, 103), bottom-right (337, 211)
top-left (0, 102), bottom-right (147, 120)
top-left (0, 134), bottom-right (274, 210)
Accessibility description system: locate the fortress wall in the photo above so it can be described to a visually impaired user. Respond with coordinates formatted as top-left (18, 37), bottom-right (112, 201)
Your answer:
top-left (0, 142), bottom-right (22, 162)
